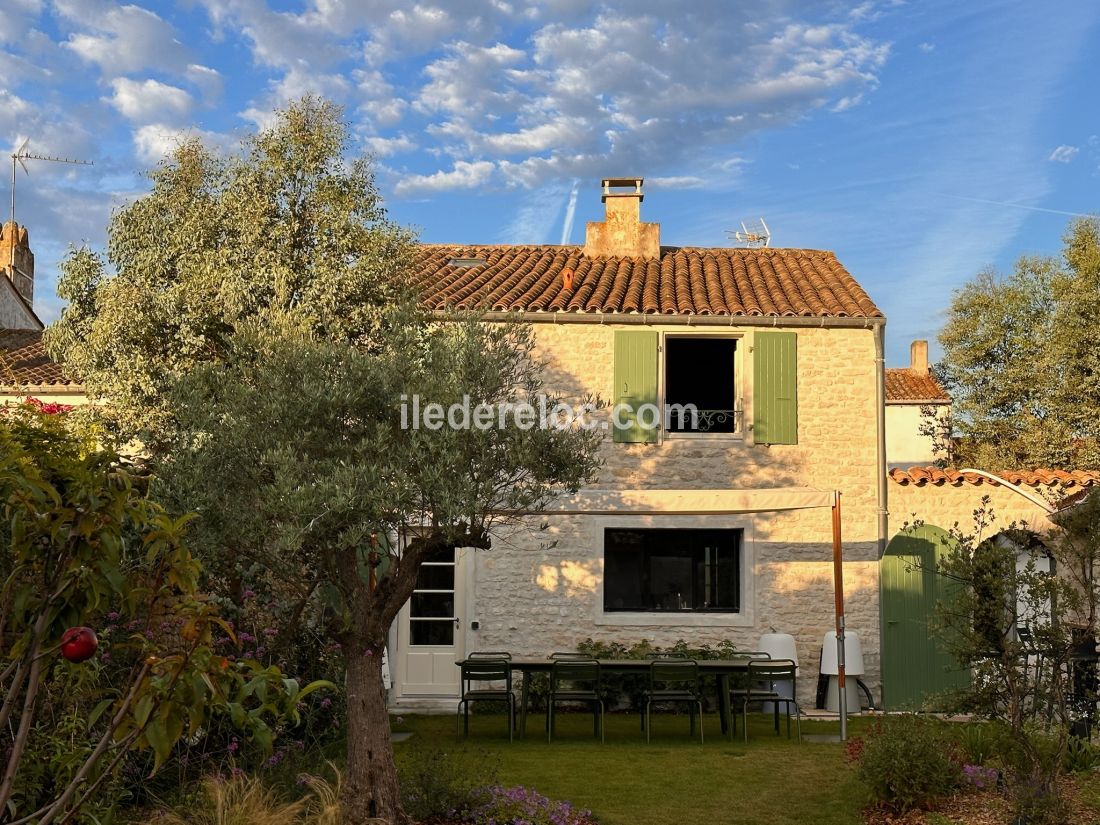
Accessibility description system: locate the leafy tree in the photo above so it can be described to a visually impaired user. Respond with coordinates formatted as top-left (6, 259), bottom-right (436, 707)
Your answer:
top-left (45, 96), bottom-right (413, 446)
top-left (935, 217), bottom-right (1100, 469)
top-left (155, 317), bottom-right (600, 823)
top-left (0, 402), bottom-right (325, 824)
top-left (46, 99), bottom-right (602, 824)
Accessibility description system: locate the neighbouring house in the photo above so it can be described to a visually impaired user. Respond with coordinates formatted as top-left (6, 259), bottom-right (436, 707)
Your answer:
top-left (885, 340), bottom-right (951, 469)
top-left (4, 185), bottom-right (1097, 714)
top-left (0, 222), bottom-right (43, 332)
top-left (0, 328), bottom-right (83, 406)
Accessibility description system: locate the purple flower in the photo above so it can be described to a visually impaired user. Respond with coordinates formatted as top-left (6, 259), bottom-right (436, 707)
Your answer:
top-left (321, 697), bottom-right (333, 709)
top-left (107, 611), bottom-right (120, 621)
top-left (227, 737), bottom-right (239, 753)
top-left (242, 589), bottom-right (256, 600)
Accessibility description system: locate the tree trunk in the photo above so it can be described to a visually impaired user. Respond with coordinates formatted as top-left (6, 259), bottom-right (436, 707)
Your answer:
top-left (343, 644), bottom-right (405, 825)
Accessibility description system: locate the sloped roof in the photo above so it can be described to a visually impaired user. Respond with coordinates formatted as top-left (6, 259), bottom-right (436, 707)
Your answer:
top-left (889, 467), bottom-right (1100, 487)
top-left (885, 368), bottom-right (950, 403)
top-left (0, 329), bottom-right (80, 389)
top-left (412, 245), bottom-right (883, 319)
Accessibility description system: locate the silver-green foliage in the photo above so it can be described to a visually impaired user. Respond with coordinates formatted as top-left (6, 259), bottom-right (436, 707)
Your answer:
top-left (46, 96), bottom-right (414, 443)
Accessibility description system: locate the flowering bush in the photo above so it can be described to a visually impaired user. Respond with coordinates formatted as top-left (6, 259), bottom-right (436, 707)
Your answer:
top-left (962, 764), bottom-right (1000, 791)
top-left (855, 715), bottom-right (963, 812)
top-left (467, 786), bottom-right (598, 825)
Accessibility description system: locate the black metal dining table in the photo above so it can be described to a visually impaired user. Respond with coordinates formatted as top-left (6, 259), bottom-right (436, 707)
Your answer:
top-left (458, 657), bottom-right (755, 739)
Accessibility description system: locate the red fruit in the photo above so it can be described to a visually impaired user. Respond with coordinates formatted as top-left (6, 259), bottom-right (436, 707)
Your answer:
top-left (60, 627), bottom-right (98, 663)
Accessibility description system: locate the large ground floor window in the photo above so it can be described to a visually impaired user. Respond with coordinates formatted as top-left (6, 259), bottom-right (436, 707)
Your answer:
top-left (603, 528), bottom-right (741, 612)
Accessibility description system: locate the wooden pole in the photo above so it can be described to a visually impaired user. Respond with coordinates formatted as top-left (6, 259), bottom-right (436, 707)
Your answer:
top-left (832, 490), bottom-right (848, 741)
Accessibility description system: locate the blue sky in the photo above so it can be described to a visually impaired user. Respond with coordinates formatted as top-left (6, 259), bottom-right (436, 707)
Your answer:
top-left (2, 0), bottom-right (1098, 365)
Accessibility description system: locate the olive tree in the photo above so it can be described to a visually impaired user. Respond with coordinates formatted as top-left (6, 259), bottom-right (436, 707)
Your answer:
top-left (46, 98), bottom-right (602, 823)
top-left (156, 318), bottom-right (601, 823)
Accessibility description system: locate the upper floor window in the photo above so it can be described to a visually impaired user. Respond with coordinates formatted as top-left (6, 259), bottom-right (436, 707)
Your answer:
top-left (665, 337), bottom-right (738, 434)
top-left (612, 329), bottom-right (796, 445)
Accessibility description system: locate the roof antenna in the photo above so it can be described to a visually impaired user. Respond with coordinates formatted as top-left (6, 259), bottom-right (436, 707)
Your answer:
top-left (10, 138), bottom-right (93, 226)
top-left (727, 217), bottom-right (771, 247)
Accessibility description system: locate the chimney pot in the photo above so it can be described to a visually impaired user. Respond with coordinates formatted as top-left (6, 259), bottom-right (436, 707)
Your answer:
top-left (910, 340), bottom-right (929, 376)
top-left (584, 177), bottom-right (660, 259)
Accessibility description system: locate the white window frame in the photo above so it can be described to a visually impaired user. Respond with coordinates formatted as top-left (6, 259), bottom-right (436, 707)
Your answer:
top-left (659, 331), bottom-right (746, 441)
top-left (592, 514), bottom-right (756, 627)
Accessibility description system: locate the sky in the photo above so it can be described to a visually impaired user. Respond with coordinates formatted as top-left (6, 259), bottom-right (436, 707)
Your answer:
top-left (2, 0), bottom-right (1098, 365)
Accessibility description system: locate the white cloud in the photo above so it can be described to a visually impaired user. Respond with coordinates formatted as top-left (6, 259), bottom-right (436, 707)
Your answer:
top-left (107, 78), bottom-right (193, 124)
top-left (57, 1), bottom-right (191, 75)
top-left (186, 64), bottom-right (223, 103)
top-left (918, 42), bottom-right (936, 52)
top-left (831, 93), bottom-right (864, 112)
top-left (362, 134), bottom-right (417, 157)
top-left (1048, 144), bottom-right (1079, 163)
top-left (401, 9), bottom-right (891, 190)
top-left (132, 123), bottom-right (229, 166)
top-left (648, 176), bottom-right (707, 189)
top-left (394, 160), bottom-right (496, 196)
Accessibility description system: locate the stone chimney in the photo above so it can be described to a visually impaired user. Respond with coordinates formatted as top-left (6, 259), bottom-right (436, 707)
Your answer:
top-left (583, 177), bottom-right (660, 259)
top-left (910, 339), bottom-right (929, 376)
top-left (1, 221), bottom-right (34, 303)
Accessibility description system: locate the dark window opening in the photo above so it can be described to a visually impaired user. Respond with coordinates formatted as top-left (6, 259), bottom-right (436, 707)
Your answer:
top-left (604, 528), bottom-right (741, 613)
top-left (665, 337), bottom-right (737, 433)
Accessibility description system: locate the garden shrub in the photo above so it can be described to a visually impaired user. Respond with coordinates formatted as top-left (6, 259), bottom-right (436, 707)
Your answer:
top-left (999, 724), bottom-right (1069, 825)
top-left (466, 786), bottom-right (598, 825)
top-left (856, 715), bottom-right (963, 812)
top-left (397, 746), bottom-right (497, 821)
top-left (1063, 735), bottom-right (1099, 774)
top-left (142, 767), bottom-right (342, 825)
top-left (955, 722), bottom-right (1002, 766)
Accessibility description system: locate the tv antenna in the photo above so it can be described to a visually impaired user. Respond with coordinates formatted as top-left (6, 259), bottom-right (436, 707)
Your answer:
top-left (727, 217), bottom-right (771, 248)
top-left (10, 138), bottom-right (93, 225)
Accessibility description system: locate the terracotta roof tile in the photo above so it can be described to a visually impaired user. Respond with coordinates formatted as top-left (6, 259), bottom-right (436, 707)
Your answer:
top-left (885, 368), bottom-right (950, 403)
top-left (889, 467), bottom-right (1100, 487)
top-left (0, 330), bottom-right (80, 389)
top-left (412, 245), bottom-right (883, 318)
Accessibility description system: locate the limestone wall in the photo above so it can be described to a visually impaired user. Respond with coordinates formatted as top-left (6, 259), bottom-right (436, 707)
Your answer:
top-left (468, 321), bottom-right (883, 706)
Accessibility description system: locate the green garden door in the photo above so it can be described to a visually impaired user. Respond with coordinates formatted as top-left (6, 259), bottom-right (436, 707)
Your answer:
top-left (880, 524), bottom-right (971, 710)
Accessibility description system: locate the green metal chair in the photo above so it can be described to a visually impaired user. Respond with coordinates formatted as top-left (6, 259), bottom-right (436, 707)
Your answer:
top-left (547, 659), bottom-right (604, 743)
top-left (641, 657), bottom-right (704, 744)
top-left (732, 658), bottom-right (801, 743)
top-left (468, 650), bottom-right (512, 660)
top-left (458, 658), bottom-right (515, 741)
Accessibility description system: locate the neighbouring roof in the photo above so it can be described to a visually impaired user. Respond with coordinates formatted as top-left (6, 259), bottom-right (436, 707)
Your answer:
top-left (0, 329), bottom-right (80, 390)
top-left (412, 245), bottom-right (884, 319)
top-left (885, 368), bottom-right (950, 404)
top-left (889, 467), bottom-right (1100, 487)
top-left (1052, 487), bottom-right (1095, 513)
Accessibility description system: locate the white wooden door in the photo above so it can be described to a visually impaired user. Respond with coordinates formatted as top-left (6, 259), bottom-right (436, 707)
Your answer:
top-left (395, 546), bottom-right (467, 697)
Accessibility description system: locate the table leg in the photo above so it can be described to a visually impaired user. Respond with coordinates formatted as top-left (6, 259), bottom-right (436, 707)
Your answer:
top-left (718, 674), bottom-right (731, 738)
top-left (518, 670), bottom-right (530, 739)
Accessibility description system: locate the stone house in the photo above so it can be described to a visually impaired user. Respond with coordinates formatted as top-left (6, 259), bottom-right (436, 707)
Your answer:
top-left (2, 187), bottom-right (1096, 713)
top-left (390, 178), bottom-right (891, 709)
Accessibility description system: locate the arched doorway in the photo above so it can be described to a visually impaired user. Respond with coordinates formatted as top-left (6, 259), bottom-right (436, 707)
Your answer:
top-left (880, 524), bottom-right (971, 710)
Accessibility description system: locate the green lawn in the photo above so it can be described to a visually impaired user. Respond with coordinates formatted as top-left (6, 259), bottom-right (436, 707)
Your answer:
top-left (392, 712), bottom-right (873, 825)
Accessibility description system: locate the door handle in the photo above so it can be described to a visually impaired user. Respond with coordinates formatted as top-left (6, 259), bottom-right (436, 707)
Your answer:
top-left (454, 617), bottom-right (461, 628)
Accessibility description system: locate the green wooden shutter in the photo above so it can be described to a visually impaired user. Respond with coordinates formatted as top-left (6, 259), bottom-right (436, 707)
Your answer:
top-left (753, 331), bottom-right (798, 445)
top-left (613, 330), bottom-right (659, 443)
